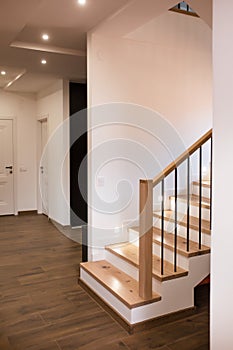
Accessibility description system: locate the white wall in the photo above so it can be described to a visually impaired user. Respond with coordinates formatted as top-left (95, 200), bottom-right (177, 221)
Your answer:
top-left (37, 80), bottom-right (70, 226)
top-left (88, 9), bottom-right (212, 259)
top-left (211, 1), bottom-right (233, 349)
top-left (90, 11), bottom-right (212, 145)
top-left (0, 90), bottom-right (37, 211)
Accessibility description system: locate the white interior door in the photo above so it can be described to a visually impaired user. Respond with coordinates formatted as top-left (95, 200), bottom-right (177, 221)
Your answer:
top-left (40, 119), bottom-right (48, 215)
top-left (0, 119), bottom-right (14, 215)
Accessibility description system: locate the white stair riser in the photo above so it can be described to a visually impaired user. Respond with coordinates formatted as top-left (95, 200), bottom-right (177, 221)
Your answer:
top-left (152, 242), bottom-right (189, 269)
top-left (170, 199), bottom-right (210, 221)
top-left (153, 218), bottom-right (211, 247)
top-left (192, 184), bottom-right (210, 198)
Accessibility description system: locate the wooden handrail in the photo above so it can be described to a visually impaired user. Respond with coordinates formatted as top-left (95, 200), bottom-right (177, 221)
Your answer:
top-left (152, 129), bottom-right (212, 188)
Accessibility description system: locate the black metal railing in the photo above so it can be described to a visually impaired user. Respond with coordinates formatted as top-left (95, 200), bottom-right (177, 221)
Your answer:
top-left (187, 156), bottom-right (190, 252)
top-left (199, 146), bottom-right (202, 249)
top-left (210, 137), bottom-right (213, 230)
top-left (161, 180), bottom-right (165, 276)
top-left (153, 130), bottom-right (212, 275)
top-left (174, 168), bottom-right (178, 272)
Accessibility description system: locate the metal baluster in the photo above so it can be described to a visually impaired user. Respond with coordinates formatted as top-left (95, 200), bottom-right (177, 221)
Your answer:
top-left (199, 146), bottom-right (202, 249)
top-left (174, 168), bottom-right (178, 272)
top-left (161, 180), bottom-right (165, 276)
top-left (210, 137), bottom-right (213, 230)
top-left (187, 157), bottom-right (190, 252)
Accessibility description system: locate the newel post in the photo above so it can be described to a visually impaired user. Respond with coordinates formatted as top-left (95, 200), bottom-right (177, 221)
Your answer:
top-left (139, 179), bottom-right (153, 299)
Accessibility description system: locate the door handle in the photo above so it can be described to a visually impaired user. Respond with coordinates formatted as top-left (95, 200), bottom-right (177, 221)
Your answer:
top-left (5, 166), bottom-right (13, 169)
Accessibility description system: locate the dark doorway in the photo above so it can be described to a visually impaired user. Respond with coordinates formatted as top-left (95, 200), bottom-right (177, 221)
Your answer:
top-left (69, 82), bottom-right (88, 261)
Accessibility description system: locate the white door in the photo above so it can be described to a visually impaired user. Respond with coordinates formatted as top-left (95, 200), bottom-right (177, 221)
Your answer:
top-left (40, 120), bottom-right (48, 215)
top-left (0, 119), bottom-right (14, 215)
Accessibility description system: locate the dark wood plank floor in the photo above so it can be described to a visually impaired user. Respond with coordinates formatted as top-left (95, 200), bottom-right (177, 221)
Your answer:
top-left (0, 214), bottom-right (209, 350)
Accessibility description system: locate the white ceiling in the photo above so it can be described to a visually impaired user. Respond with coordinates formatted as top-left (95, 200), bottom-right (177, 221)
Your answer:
top-left (0, 0), bottom-right (212, 93)
top-left (0, 0), bottom-right (130, 93)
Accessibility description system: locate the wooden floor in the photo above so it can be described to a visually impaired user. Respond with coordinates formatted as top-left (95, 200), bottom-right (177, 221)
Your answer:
top-left (0, 214), bottom-right (209, 350)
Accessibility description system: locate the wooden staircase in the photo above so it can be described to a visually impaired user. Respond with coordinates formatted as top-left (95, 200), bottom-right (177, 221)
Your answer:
top-left (79, 130), bottom-right (212, 329)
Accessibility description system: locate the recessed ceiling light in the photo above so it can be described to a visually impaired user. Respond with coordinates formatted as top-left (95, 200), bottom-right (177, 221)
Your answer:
top-left (78, 0), bottom-right (86, 5)
top-left (41, 59), bottom-right (47, 65)
top-left (42, 33), bottom-right (49, 41)
top-left (1, 71), bottom-right (6, 75)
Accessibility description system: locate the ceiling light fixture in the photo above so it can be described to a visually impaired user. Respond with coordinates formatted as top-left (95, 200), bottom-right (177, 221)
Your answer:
top-left (1, 71), bottom-right (6, 75)
top-left (42, 33), bottom-right (49, 41)
top-left (41, 59), bottom-right (47, 65)
top-left (78, 0), bottom-right (86, 5)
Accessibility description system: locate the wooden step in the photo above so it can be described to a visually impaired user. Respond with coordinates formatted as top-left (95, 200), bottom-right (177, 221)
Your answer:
top-left (154, 210), bottom-right (211, 235)
top-left (152, 227), bottom-right (210, 257)
top-left (193, 180), bottom-right (211, 189)
top-left (170, 194), bottom-right (210, 209)
top-left (106, 243), bottom-right (188, 282)
top-left (129, 226), bottom-right (210, 258)
top-left (80, 260), bottom-right (161, 309)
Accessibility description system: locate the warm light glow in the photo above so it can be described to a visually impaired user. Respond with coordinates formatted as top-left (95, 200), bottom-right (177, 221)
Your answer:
top-left (1, 71), bottom-right (6, 75)
top-left (42, 33), bottom-right (49, 41)
top-left (41, 59), bottom-right (47, 65)
top-left (78, 0), bottom-right (86, 5)
top-left (112, 278), bottom-right (121, 291)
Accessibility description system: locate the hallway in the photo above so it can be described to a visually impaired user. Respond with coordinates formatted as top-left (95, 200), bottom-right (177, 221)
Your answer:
top-left (0, 215), bottom-right (209, 349)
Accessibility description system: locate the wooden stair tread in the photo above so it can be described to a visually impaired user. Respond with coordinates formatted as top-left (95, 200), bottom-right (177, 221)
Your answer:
top-left (106, 244), bottom-right (188, 282)
top-left (80, 260), bottom-right (161, 309)
top-left (152, 227), bottom-right (210, 257)
top-left (153, 210), bottom-right (211, 235)
top-left (129, 226), bottom-right (210, 257)
top-left (193, 180), bottom-right (211, 188)
top-left (170, 194), bottom-right (210, 209)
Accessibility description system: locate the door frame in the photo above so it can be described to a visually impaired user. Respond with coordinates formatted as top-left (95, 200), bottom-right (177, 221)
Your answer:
top-left (37, 115), bottom-right (49, 215)
top-left (0, 116), bottom-right (18, 215)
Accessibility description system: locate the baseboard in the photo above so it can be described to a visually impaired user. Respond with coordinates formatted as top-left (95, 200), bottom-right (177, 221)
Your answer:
top-left (18, 210), bottom-right (38, 216)
top-left (78, 278), bottom-right (196, 334)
